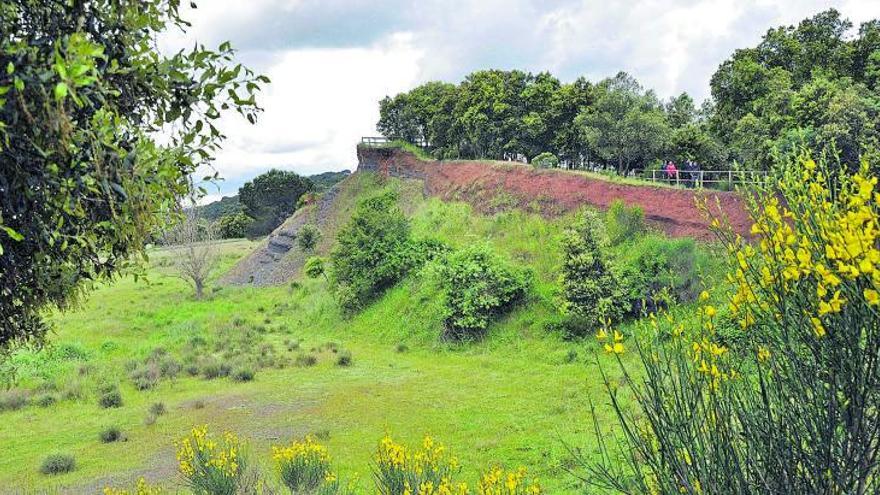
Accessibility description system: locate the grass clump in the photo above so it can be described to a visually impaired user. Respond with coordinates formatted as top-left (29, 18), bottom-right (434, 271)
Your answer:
top-left (40, 454), bottom-right (75, 475)
top-left (99, 426), bottom-right (125, 443)
top-left (295, 353), bottom-right (318, 368)
top-left (0, 389), bottom-right (29, 411)
top-left (232, 367), bottom-right (256, 382)
top-left (35, 393), bottom-right (57, 407)
top-left (335, 351), bottom-right (353, 367)
top-left (149, 402), bottom-right (166, 416)
top-left (98, 385), bottom-right (123, 409)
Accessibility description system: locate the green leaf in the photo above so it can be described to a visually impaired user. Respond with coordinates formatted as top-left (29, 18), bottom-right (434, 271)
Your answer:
top-left (54, 82), bottom-right (68, 101)
top-left (1, 226), bottom-right (24, 241)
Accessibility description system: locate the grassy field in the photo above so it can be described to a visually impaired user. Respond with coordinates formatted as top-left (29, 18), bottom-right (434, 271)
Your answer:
top-left (1, 174), bottom-right (721, 494)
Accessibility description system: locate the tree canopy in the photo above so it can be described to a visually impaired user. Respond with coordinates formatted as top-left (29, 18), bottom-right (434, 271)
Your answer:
top-left (0, 0), bottom-right (266, 348)
top-left (238, 169), bottom-right (314, 237)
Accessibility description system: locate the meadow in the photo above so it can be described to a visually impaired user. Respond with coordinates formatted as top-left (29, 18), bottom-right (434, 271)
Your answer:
top-left (0, 174), bottom-right (721, 494)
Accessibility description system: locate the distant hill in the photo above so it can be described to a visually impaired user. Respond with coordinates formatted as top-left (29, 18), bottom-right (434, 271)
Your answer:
top-left (199, 170), bottom-right (351, 221)
top-left (310, 170), bottom-right (351, 192)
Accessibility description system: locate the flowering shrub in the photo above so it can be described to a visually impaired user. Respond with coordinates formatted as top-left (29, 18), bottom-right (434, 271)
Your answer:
top-left (103, 478), bottom-right (162, 495)
top-left (584, 154), bottom-right (880, 494)
top-left (477, 467), bottom-right (542, 495)
top-left (176, 426), bottom-right (245, 495)
top-left (273, 436), bottom-right (332, 493)
top-left (373, 435), bottom-right (466, 495)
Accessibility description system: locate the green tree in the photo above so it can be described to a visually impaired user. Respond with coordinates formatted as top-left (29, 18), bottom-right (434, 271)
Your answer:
top-left (0, 0), bottom-right (265, 348)
top-left (217, 212), bottom-right (252, 239)
top-left (577, 72), bottom-right (671, 173)
top-left (238, 169), bottom-right (314, 237)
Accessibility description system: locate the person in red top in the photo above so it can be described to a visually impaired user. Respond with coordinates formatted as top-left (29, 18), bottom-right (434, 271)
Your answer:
top-left (665, 161), bottom-right (678, 183)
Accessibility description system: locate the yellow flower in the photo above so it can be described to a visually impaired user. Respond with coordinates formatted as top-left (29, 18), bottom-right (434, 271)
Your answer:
top-left (604, 342), bottom-right (625, 355)
top-left (811, 317), bottom-right (827, 338)
top-left (595, 329), bottom-right (607, 341)
top-left (757, 346), bottom-right (771, 362)
top-left (865, 288), bottom-right (880, 306)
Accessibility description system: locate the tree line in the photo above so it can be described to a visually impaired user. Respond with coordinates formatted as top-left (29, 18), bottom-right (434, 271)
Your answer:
top-left (377, 9), bottom-right (880, 173)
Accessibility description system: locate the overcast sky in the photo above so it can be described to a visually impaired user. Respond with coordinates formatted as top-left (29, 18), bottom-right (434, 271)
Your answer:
top-left (160, 0), bottom-right (880, 203)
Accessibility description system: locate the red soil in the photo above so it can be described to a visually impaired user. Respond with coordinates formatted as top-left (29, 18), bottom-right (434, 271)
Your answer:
top-left (358, 147), bottom-right (752, 241)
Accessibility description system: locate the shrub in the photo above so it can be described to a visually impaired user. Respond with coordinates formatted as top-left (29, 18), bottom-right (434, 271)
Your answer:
top-left (297, 224), bottom-right (322, 252)
top-left (330, 191), bottom-right (414, 312)
top-left (102, 477), bottom-right (162, 495)
top-left (374, 435), bottom-right (463, 495)
top-left (98, 386), bottom-right (123, 409)
top-left (605, 199), bottom-right (645, 245)
top-left (615, 235), bottom-right (699, 315)
top-left (438, 245), bottom-right (529, 340)
top-left (295, 353), bottom-right (318, 367)
top-left (584, 156), bottom-right (880, 494)
top-left (477, 466), bottom-right (543, 494)
top-left (176, 426), bottom-right (247, 495)
top-left (130, 362), bottom-right (160, 390)
top-left (99, 426), bottom-right (125, 443)
top-left (0, 389), bottom-right (29, 412)
top-left (149, 402), bottom-right (166, 416)
top-left (273, 436), bottom-right (332, 493)
top-left (531, 152), bottom-right (559, 168)
top-left (40, 454), bottom-right (75, 475)
top-left (335, 351), bottom-right (353, 367)
top-left (559, 209), bottom-right (624, 338)
top-left (232, 367), bottom-right (255, 382)
top-left (395, 343), bottom-right (408, 353)
top-left (305, 256), bottom-right (327, 280)
top-left (217, 212), bottom-right (252, 239)
top-left (35, 393), bottom-right (56, 407)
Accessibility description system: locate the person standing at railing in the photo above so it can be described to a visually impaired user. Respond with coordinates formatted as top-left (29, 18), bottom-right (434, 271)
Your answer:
top-left (665, 161), bottom-right (678, 184)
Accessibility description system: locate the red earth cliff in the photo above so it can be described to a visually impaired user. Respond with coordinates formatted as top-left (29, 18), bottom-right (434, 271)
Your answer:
top-left (357, 146), bottom-right (752, 241)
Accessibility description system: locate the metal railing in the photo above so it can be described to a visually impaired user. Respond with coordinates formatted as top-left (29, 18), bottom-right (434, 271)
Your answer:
top-left (635, 169), bottom-right (769, 189)
top-left (361, 136), bottom-right (429, 148)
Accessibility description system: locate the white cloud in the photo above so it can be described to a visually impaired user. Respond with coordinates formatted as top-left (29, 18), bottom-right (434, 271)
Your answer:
top-left (164, 0), bottom-right (880, 197)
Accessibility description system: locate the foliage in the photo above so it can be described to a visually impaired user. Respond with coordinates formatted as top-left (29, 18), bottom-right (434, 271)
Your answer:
top-left (176, 426), bottom-right (246, 495)
top-left (437, 245), bottom-right (529, 340)
top-left (217, 212), bottom-right (252, 240)
top-left (585, 154), bottom-right (880, 494)
top-left (239, 169), bottom-right (314, 237)
top-left (273, 436), bottom-right (332, 493)
top-left (298, 224), bottom-right (322, 252)
top-left (309, 170), bottom-right (352, 193)
top-left (531, 152), bottom-right (559, 168)
top-left (477, 467), bottom-right (542, 495)
top-left (98, 385), bottom-right (123, 409)
top-left (197, 196), bottom-right (244, 222)
top-left (373, 435), bottom-right (466, 495)
top-left (40, 454), bottom-right (75, 475)
top-left (711, 9), bottom-right (880, 169)
top-left (102, 478), bottom-right (162, 495)
top-left (0, 0), bottom-right (266, 349)
top-left (615, 235), bottom-right (699, 315)
top-left (305, 257), bottom-right (328, 280)
top-left (330, 192), bottom-right (413, 313)
top-left (558, 210), bottom-right (623, 337)
top-left (604, 199), bottom-right (645, 246)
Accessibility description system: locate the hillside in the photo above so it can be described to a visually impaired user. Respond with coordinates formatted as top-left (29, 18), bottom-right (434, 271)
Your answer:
top-left (223, 146), bottom-right (748, 287)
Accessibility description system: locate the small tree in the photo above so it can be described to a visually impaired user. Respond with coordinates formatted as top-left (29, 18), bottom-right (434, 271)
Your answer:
top-left (531, 152), bottom-right (559, 168)
top-left (304, 256), bottom-right (328, 282)
top-left (217, 212), bottom-right (252, 239)
top-left (297, 224), bottom-right (321, 252)
top-left (559, 209), bottom-right (622, 337)
top-left (165, 206), bottom-right (218, 299)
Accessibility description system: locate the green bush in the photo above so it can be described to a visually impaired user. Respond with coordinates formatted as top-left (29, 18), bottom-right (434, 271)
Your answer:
top-left (149, 402), bottom-right (167, 416)
top-left (532, 152), bottom-right (559, 168)
top-left (605, 199), bottom-right (645, 245)
top-left (40, 454), bottom-right (75, 475)
top-left (336, 350), bottom-right (353, 367)
top-left (35, 393), bottom-right (56, 407)
top-left (217, 212), bottom-right (252, 239)
top-left (295, 353), bottom-right (318, 367)
top-left (232, 367), bottom-right (256, 382)
top-left (304, 256), bottom-right (327, 280)
top-left (559, 210), bottom-right (624, 338)
top-left (615, 235), bottom-right (699, 315)
top-left (330, 191), bottom-right (414, 312)
top-left (438, 245), bottom-right (529, 340)
top-left (297, 224), bottom-right (321, 252)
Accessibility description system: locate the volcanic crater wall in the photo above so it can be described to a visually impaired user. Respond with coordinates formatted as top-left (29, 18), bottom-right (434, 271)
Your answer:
top-left (357, 146), bottom-right (752, 241)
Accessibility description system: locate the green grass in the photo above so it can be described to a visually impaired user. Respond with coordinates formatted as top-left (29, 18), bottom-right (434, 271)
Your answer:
top-left (0, 174), bottom-right (722, 493)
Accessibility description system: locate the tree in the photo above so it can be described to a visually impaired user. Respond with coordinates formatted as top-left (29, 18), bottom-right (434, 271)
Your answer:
top-left (0, 0), bottom-right (266, 348)
top-left (297, 224), bottom-right (321, 252)
top-left (165, 206), bottom-right (218, 300)
top-left (577, 73), bottom-right (671, 173)
top-left (217, 212), bottom-right (252, 239)
top-left (238, 169), bottom-right (314, 237)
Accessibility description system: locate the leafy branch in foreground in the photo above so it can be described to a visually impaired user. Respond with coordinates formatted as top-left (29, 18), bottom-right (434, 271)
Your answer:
top-left (581, 153), bottom-right (880, 494)
top-left (0, 0), bottom-right (268, 349)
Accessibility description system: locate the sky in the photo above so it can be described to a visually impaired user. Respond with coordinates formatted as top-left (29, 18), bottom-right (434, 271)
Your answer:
top-left (159, 0), bottom-right (880, 203)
